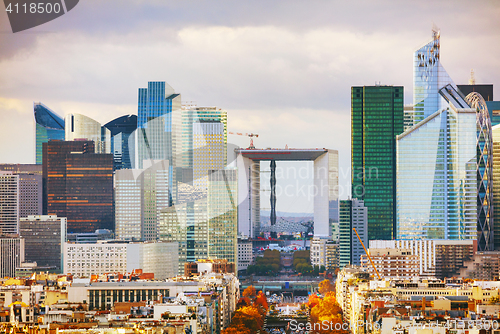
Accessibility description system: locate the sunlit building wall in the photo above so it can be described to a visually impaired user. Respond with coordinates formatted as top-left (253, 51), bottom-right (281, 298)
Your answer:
top-left (65, 113), bottom-right (110, 153)
top-left (193, 122), bottom-right (225, 189)
top-left (0, 172), bottom-right (19, 234)
top-left (207, 169), bottom-right (238, 266)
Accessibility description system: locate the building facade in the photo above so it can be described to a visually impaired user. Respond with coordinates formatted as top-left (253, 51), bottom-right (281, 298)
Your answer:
top-left (43, 140), bottom-right (114, 233)
top-left (114, 160), bottom-right (169, 241)
top-left (351, 85), bottom-right (403, 241)
top-left (0, 172), bottom-right (19, 234)
top-left (64, 241), bottom-right (178, 279)
top-left (370, 239), bottom-right (476, 279)
top-left (237, 237), bottom-right (252, 271)
top-left (19, 215), bottom-right (66, 273)
top-left (339, 199), bottom-right (367, 268)
top-left (104, 114), bottom-right (137, 170)
top-left (65, 114), bottom-right (111, 154)
top-left (360, 248), bottom-right (420, 279)
top-left (0, 164), bottom-right (42, 219)
top-left (193, 122), bottom-right (225, 189)
top-left (0, 235), bottom-right (24, 277)
top-left (207, 169), bottom-right (238, 266)
top-left (34, 103), bottom-right (65, 165)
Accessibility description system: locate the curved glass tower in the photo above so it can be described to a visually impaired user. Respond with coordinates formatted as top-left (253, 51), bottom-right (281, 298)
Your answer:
top-left (34, 103), bottom-right (65, 164)
top-left (465, 92), bottom-right (494, 250)
top-left (104, 115), bottom-right (137, 170)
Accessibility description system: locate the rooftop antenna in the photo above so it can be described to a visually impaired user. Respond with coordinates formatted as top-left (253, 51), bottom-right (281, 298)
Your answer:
top-left (469, 69), bottom-right (476, 85)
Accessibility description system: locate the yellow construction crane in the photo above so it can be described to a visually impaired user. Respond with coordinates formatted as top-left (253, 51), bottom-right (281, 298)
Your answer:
top-left (353, 227), bottom-right (382, 280)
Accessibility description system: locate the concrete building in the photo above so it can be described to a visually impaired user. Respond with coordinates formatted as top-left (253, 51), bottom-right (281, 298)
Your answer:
top-left (310, 237), bottom-right (327, 268)
top-left (0, 172), bottom-right (19, 234)
top-left (237, 236), bottom-right (252, 271)
top-left (0, 235), bottom-right (24, 277)
top-left (0, 164), bottom-right (43, 219)
top-left (370, 239), bottom-right (475, 278)
top-left (325, 241), bottom-right (339, 271)
top-left (64, 241), bottom-right (178, 279)
top-left (19, 215), bottom-right (66, 273)
top-left (460, 251), bottom-right (500, 280)
top-left (360, 248), bottom-right (419, 279)
top-left (235, 148), bottom-right (338, 238)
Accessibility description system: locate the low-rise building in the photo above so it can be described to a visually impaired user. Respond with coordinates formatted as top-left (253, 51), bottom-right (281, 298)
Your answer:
top-left (64, 240), bottom-right (178, 279)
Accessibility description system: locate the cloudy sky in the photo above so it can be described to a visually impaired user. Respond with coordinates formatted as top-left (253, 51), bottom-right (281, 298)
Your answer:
top-left (0, 0), bottom-right (499, 212)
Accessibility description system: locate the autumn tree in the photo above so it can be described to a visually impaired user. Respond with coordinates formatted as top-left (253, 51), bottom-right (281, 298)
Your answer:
top-left (309, 291), bottom-right (346, 334)
top-left (318, 279), bottom-right (335, 295)
top-left (254, 291), bottom-right (268, 315)
top-left (242, 286), bottom-right (256, 298)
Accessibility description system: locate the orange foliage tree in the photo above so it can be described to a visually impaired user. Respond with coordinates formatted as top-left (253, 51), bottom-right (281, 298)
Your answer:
top-left (242, 286), bottom-right (256, 298)
top-left (318, 279), bottom-right (335, 295)
top-left (254, 291), bottom-right (268, 315)
top-left (223, 286), bottom-right (268, 334)
top-left (308, 291), bottom-right (347, 334)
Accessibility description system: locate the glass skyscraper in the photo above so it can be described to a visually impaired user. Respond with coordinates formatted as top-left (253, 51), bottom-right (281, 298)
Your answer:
top-left (104, 115), bottom-right (137, 170)
top-left (397, 30), bottom-right (494, 251)
top-left (412, 29), bottom-right (454, 126)
top-left (351, 85), bottom-right (404, 240)
top-left (135, 82), bottom-right (181, 204)
top-left (34, 102), bottom-right (65, 164)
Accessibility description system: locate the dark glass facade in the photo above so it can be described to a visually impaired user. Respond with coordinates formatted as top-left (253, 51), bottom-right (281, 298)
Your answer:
top-left (43, 140), bottom-right (114, 233)
top-left (19, 216), bottom-right (65, 272)
top-left (104, 115), bottom-right (137, 170)
top-left (457, 84), bottom-right (493, 102)
top-left (351, 86), bottom-right (404, 240)
top-left (34, 103), bottom-right (65, 165)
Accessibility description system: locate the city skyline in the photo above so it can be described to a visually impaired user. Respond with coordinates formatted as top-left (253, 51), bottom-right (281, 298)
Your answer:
top-left (1, 1), bottom-right (499, 213)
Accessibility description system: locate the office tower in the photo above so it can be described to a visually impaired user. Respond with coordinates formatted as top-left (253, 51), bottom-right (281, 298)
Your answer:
top-left (492, 124), bottom-right (500, 250)
top-left (136, 81), bottom-right (181, 167)
top-left (135, 82), bottom-right (182, 206)
top-left (181, 106), bottom-right (227, 169)
top-left (43, 140), bottom-right (114, 233)
top-left (19, 215), bottom-right (66, 273)
top-left (115, 160), bottom-right (169, 241)
top-left (397, 86), bottom-right (491, 247)
top-left (0, 164), bottom-right (42, 219)
top-left (193, 122), bottom-right (225, 189)
top-left (0, 172), bottom-right (19, 234)
top-left (0, 235), bottom-right (24, 277)
top-left (351, 86), bottom-right (403, 240)
top-left (397, 30), bottom-right (494, 250)
top-left (338, 199), bottom-right (367, 268)
top-left (104, 115), bottom-right (137, 170)
top-left (413, 29), bottom-right (454, 126)
top-left (207, 169), bottom-right (238, 266)
top-left (34, 103), bottom-right (65, 164)
top-left (65, 113), bottom-right (111, 153)
top-left (158, 199), bottom-right (208, 275)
